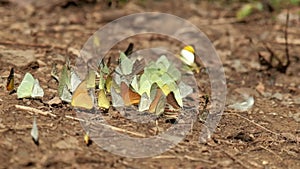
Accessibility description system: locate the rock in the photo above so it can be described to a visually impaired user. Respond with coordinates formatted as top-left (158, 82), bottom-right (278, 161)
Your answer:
top-left (46, 97), bottom-right (62, 105)
top-left (262, 160), bottom-right (269, 165)
top-left (272, 92), bottom-right (283, 100)
top-left (0, 49), bottom-right (36, 67)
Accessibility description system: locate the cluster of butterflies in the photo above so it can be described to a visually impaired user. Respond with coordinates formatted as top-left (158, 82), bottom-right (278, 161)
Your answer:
top-left (112, 52), bottom-right (194, 116)
top-left (6, 43), bottom-right (198, 119)
top-left (5, 43), bottom-right (198, 145)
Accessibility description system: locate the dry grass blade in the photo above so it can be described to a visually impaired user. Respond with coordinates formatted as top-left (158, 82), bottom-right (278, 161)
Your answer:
top-left (15, 105), bottom-right (57, 118)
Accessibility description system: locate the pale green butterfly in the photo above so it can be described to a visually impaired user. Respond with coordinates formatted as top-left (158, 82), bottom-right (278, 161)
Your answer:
top-left (110, 86), bottom-right (124, 108)
top-left (59, 67), bottom-right (82, 103)
top-left (58, 65), bottom-right (70, 98)
top-left (70, 69), bottom-right (82, 93)
top-left (31, 79), bottom-right (44, 98)
top-left (119, 52), bottom-right (134, 75)
top-left (17, 72), bottom-right (44, 99)
top-left (31, 116), bottom-right (38, 144)
top-left (61, 85), bottom-right (72, 103)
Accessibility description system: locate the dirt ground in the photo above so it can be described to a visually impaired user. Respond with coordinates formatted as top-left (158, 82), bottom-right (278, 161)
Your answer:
top-left (0, 0), bottom-right (299, 169)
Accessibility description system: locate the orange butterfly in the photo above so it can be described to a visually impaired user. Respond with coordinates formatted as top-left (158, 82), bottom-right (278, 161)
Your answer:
top-left (166, 92), bottom-right (181, 110)
top-left (149, 88), bottom-right (181, 115)
top-left (120, 81), bottom-right (141, 106)
top-left (6, 68), bottom-right (14, 92)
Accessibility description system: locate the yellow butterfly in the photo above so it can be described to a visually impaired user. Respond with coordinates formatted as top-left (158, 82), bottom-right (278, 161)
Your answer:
top-left (71, 80), bottom-right (93, 110)
top-left (84, 132), bottom-right (92, 146)
top-left (6, 68), bottom-right (14, 92)
top-left (98, 89), bottom-right (110, 109)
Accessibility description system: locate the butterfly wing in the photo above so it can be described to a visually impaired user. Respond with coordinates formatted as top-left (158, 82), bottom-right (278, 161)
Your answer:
top-left (31, 79), bottom-right (44, 98)
top-left (70, 69), bottom-right (82, 93)
top-left (61, 85), bottom-right (72, 103)
top-left (98, 89), bottom-right (110, 109)
top-left (155, 94), bottom-right (166, 116)
top-left (17, 73), bottom-right (35, 99)
top-left (138, 93), bottom-right (151, 112)
top-left (111, 86), bottom-right (124, 107)
top-left (6, 68), bottom-right (14, 91)
top-left (180, 46), bottom-right (195, 66)
top-left (120, 82), bottom-right (140, 106)
top-left (86, 70), bottom-right (96, 89)
top-left (149, 88), bottom-right (164, 113)
top-left (58, 65), bottom-right (70, 97)
top-left (71, 81), bottom-right (93, 109)
top-left (166, 92), bottom-right (181, 110)
top-left (124, 43), bottom-right (134, 56)
top-left (31, 116), bottom-right (39, 144)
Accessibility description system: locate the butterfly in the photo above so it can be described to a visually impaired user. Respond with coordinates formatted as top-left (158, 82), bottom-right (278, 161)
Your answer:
top-left (58, 65), bottom-right (70, 98)
top-left (84, 132), bottom-right (92, 146)
top-left (166, 92), bottom-right (181, 110)
top-left (58, 64), bottom-right (82, 103)
top-left (147, 86), bottom-right (183, 116)
top-left (17, 72), bottom-right (44, 99)
top-left (124, 42), bottom-right (134, 56)
top-left (6, 68), bottom-right (14, 92)
top-left (148, 88), bottom-right (166, 116)
top-left (120, 81), bottom-right (141, 106)
top-left (180, 45), bottom-right (195, 66)
top-left (98, 89), bottom-right (110, 109)
top-left (179, 45), bottom-right (200, 73)
top-left (97, 71), bottom-right (110, 109)
top-left (31, 116), bottom-right (39, 145)
top-left (71, 80), bottom-right (94, 110)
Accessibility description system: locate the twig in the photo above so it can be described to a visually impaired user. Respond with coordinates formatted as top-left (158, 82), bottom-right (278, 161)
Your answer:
top-left (225, 112), bottom-right (281, 137)
top-left (65, 115), bottom-right (85, 122)
top-left (65, 115), bottom-right (146, 138)
top-left (15, 105), bottom-right (57, 118)
top-left (153, 155), bottom-right (177, 159)
top-left (153, 155), bottom-right (214, 164)
top-left (10, 123), bottom-right (54, 130)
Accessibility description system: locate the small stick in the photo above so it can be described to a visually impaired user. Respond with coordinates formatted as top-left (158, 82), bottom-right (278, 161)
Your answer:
top-left (65, 115), bottom-right (85, 122)
top-left (225, 112), bottom-right (280, 137)
top-left (15, 105), bottom-right (57, 118)
top-left (153, 155), bottom-right (177, 159)
top-left (10, 123), bottom-right (54, 130)
top-left (65, 115), bottom-right (146, 138)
